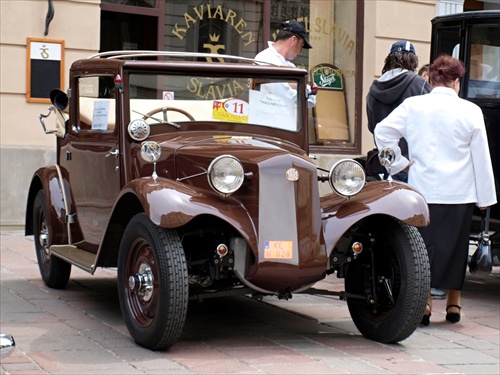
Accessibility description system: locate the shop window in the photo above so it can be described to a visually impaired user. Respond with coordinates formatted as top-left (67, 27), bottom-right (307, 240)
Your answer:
top-left (165, 1), bottom-right (264, 59)
top-left (268, 0), bottom-right (360, 152)
top-left (306, 0), bottom-right (358, 151)
top-left (161, 0), bottom-right (362, 153)
top-left (102, 0), bottom-right (156, 7)
top-left (101, 11), bottom-right (157, 52)
top-left (270, 0), bottom-right (311, 70)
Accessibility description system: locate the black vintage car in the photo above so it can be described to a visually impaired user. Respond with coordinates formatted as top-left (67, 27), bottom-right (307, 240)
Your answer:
top-left (431, 10), bottom-right (499, 263)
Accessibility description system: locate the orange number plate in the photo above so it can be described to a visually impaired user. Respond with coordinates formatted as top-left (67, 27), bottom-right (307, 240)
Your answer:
top-left (264, 240), bottom-right (293, 259)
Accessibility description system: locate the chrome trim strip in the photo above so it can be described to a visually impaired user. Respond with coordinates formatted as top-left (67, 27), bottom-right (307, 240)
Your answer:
top-left (54, 164), bottom-right (72, 244)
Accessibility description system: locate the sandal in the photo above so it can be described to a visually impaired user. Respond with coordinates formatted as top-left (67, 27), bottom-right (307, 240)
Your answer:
top-left (446, 304), bottom-right (461, 323)
top-left (420, 304), bottom-right (431, 326)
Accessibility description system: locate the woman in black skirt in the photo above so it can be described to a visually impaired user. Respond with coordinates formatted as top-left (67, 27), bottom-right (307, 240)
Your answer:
top-left (374, 54), bottom-right (497, 325)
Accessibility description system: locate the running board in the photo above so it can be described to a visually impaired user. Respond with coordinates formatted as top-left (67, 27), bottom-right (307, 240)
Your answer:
top-left (301, 287), bottom-right (367, 302)
top-left (50, 245), bottom-right (96, 273)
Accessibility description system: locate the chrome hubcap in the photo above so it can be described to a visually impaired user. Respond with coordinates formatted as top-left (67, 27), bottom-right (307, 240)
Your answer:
top-left (128, 262), bottom-right (154, 302)
top-left (39, 224), bottom-right (50, 256)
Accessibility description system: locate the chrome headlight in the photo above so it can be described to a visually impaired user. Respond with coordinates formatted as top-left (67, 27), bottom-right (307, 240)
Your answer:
top-left (140, 141), bottom-right (161, 163)
top-left (329, 159), bottom-right (366, 197)
top-left (140, 141), bottom-right (161, 179)
top-left (208, 155), bottom-right (245, 196)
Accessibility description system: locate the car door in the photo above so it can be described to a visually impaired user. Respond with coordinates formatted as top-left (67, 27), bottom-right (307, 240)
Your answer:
top-left (59, 75), bottom-right (121, 250)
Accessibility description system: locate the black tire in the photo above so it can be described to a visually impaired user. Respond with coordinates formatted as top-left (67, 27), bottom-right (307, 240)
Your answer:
top-left (345, 218), bottom-right (430, 343)
top-left (117, 213), bottom-right (188, 350)
top-left (33, 190), bottom-right (71, 289)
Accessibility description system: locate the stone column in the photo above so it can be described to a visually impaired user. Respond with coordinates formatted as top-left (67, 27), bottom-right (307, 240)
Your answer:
top-left (436, 0), bottom-right (464, 16)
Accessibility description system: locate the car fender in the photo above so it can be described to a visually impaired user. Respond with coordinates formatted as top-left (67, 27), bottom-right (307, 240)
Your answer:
top-left (321, 181), bottom-right (430, 255)
top-left (112, 177), bottom-right (258, 249)
top-left (25, 166), bottom-right (81, 245)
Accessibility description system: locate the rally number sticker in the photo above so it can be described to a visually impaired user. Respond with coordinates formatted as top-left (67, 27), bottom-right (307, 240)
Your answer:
top-left (212, 98), bottom-right (249, 123)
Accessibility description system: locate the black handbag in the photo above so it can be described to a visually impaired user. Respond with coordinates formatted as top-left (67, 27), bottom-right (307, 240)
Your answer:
top-left (469, 207), bottom-right (493, 274)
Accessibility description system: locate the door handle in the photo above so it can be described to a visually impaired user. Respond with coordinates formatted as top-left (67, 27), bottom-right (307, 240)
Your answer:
top-left (106, 149), bottom-right (119, 158)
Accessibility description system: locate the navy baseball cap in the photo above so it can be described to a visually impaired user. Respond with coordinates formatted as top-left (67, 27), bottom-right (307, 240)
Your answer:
top-left (281, 20), bottom-right (312, 49)
top-left (390, 40), bottom-right (416, 54)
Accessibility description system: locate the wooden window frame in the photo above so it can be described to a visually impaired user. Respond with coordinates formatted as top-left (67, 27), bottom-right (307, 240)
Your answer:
top-left (26, 38), bottom-right (65, 103)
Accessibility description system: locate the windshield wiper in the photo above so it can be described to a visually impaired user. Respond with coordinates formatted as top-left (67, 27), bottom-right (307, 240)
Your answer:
top-left (132, 110), bottom-right (180, 129)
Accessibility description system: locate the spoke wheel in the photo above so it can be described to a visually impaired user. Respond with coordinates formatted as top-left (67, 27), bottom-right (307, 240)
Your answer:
top-left (33, 190), bottom-right (71, 289)
top-left (345, 218), bottom-right (430, 343)
top-left (118, 213), bottom-right (188, 350)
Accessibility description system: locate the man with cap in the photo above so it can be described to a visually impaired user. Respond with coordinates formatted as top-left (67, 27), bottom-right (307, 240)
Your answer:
top-left (255, 20), bottom-right (316, 108)
top-left (366, 40), bottom-right (431, 181)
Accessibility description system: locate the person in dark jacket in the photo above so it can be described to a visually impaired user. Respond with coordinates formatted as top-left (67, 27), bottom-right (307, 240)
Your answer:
top-left (366, 40), bottom-right (431, 181)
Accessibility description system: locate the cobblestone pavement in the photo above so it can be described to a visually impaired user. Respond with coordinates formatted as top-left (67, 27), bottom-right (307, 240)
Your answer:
top-left (1, 228), bottom-right (499, 374)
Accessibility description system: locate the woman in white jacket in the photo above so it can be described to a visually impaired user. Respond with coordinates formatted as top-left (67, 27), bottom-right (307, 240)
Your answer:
top-left (374, 54), bottom-right (496, 326)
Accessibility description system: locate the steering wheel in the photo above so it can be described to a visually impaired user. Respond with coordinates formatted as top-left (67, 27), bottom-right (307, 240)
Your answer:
top-left (142, 107), bottom-right (195, 122)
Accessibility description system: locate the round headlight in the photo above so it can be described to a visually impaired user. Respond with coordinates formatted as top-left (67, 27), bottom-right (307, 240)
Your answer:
top-left (208, 155), bottom-right (245, 196)
top-left (329, 159), bottom-right (366, 197)
top-left (140, 141), bottom-right (161, 163)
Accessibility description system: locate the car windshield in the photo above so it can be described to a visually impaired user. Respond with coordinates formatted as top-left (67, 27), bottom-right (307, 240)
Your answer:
top-left (128, 73), bottom-right (300, 131)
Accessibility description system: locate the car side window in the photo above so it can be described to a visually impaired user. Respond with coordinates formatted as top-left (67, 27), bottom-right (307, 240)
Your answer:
top-left (76, 76), bottom-right (116, 132)
top-left (467, 25), bottom-right (500, 99)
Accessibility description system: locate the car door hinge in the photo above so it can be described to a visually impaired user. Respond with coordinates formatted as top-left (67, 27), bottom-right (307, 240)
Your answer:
top-left (65, 213), bottom-right (77, 224)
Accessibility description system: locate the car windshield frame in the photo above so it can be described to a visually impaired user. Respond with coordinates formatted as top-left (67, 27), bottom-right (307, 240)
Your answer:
top-left (126, 71), bottom-right (302, 132)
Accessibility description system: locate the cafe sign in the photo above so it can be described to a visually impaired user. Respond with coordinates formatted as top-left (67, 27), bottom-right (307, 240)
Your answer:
top-left (311, 66), bottom-right (343, 90)
top-left (171, 4), bottom-right (256, 47)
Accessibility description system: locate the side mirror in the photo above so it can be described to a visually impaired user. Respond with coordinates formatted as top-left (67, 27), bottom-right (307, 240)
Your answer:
top-left (50, 89), bottom-right (69, 111)
top-left (0, 334), bottom-right (15, 359)
top-left (38, 89), bottom-right (69, 137)
top-left (378, 147), bottom-right (396, 182)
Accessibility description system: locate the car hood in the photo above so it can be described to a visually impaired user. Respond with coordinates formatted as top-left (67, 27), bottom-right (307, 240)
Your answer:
top-left (151, 132), bottom-right (309, 181)
top-left (169, 132), bottom-right (306, 156)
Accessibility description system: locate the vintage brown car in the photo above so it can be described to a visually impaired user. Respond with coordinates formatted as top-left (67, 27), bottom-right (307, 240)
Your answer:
top-left (26, 51), bottom-right (430, 350)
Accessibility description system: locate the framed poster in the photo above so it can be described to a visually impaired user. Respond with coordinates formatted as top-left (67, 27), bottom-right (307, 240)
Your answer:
top-left (26, 38), bottom-right (64, 103)
top-left (310, 64), bottom-right (349, 141)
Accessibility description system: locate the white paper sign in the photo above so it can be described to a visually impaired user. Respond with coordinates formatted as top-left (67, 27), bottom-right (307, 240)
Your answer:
top-left (92, 101), bottom-right (110, 130)
top-left (248, 90), bottom-right (296, 130)
top-left (30, 42), bottom-right (62, 61)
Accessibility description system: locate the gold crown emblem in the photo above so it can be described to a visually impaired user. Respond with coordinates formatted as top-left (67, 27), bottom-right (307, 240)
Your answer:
top-left (209, 33), bottom-right (220, 42)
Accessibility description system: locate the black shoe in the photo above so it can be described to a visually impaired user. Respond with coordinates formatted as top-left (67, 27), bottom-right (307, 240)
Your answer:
top-left (446, 305), bottom-right (461, 323)
top-left (420, 304), bottom-right (431, 326)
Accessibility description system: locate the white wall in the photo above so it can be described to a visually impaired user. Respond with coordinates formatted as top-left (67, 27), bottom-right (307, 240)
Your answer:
top-left (0, 0), bottom-right (101, 226)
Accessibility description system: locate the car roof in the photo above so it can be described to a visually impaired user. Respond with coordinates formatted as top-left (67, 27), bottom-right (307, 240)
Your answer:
top-left (70, 50), bottom-right (309, 79)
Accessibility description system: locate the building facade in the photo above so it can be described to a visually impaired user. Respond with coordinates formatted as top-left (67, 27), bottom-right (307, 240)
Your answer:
top-left (1, 0), bottom-right (498, 226)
